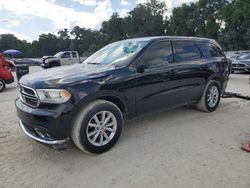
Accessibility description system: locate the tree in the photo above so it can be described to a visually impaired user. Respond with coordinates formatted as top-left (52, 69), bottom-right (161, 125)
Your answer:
top-left (0, 34), bottom-right (32, 57)
top-left (57, 29), bottom-right (71, 51)
top-left (101, 13), bottom-right (126, 43)
top-left (124, 0), bottom-right (167, 37)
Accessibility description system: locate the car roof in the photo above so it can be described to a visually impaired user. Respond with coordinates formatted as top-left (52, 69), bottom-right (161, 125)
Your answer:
top-left (121, 36), bottom-right (215, 43)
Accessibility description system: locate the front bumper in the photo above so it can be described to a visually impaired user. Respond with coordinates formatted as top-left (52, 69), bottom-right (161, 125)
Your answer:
top-left (15, 98), bottom-right (74, 142)
top-left (232, 64), bottom-right (250, 72)
top-left (19, 120), bottom-right (69, 145)
top-left (40, 63), bottom-right (50, 68)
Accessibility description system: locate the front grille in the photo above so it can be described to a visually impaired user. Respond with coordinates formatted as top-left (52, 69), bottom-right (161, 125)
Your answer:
top-left (20, 85), bottom-right (40, 107)
top-left (232, 64), bottom-right (245, 67)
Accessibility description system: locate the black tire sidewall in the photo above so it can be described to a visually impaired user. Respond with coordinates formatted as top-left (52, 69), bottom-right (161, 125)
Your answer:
top-left (205, 82), bottom-right (221, 112)
top-left (0, 79), bottom-right (6, 92)
top-left (79, 102), bottom-right (123, 154)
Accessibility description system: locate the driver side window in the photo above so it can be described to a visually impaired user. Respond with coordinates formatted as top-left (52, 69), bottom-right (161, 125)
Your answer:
top-left (140, 41), bottom-right (173, 68)
top-left (61, 52), bottom-right (71, 59)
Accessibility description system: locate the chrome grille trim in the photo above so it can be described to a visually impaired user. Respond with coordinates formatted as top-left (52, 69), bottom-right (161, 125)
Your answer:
top-left (20, 85), bottom-right (40, 107)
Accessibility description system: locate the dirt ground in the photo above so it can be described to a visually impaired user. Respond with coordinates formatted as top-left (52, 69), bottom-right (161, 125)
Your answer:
top-left (1, 66), bottom-right (250, 188)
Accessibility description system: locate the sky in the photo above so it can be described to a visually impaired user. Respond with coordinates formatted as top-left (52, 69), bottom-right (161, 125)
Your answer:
top-left (0, 0), bottom-right (196, 42)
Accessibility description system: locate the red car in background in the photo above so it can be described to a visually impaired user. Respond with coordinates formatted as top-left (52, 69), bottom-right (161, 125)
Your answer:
top-left (0, 53), bottom-right (14, 92)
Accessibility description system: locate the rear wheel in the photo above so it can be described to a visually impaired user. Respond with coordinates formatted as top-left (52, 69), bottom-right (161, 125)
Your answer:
top-left (196, 80), bottom-right (221, 112)
top-left (0, 78), bottom-right (6, 92)
top-left (71, 100), bottom-right (123, 154)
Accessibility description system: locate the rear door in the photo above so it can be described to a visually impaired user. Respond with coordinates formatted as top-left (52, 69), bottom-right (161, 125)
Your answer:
top-left (171, 40), bottom-right (207, 103)
top-left (60, 52), bottom-right (72, 65)
top-left (71, 52), bottom-right (79, 64)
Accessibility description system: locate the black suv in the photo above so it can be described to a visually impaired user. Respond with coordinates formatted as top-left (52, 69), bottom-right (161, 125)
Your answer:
top-left (16, 36), bottom-right (230, 154)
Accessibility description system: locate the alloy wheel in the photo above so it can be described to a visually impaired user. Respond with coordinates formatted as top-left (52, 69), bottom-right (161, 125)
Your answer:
top-left (86, 111), bottom-right (117, 147)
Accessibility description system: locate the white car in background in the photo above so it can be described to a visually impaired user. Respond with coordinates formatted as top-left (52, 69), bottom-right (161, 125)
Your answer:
top-left (41, 51), bottom-right (80, 68)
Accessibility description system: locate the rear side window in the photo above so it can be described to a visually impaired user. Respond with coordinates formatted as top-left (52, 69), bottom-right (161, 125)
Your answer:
top-left (141, 41), bottom-right (173, 68)
top-left (61, 52), bottom-right (71, 58)
top-left (198, 42), bottom-right (224, 57)
top-left (72, 52), bottom-right (77, 58)
top-left (173, 41), bottom-right (201, 62)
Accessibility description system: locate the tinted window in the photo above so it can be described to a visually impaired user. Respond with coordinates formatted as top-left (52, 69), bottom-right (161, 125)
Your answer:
top-left (61, 52), bottom-right (70, 58)
top-left (198, 42), bottom-right (224, 57)
top-left (72, 52), bottom-right (77, 58)
top-left (173, 41), bottom-right (201, 62)
top-left (141, 41), bottom-right (173, 68)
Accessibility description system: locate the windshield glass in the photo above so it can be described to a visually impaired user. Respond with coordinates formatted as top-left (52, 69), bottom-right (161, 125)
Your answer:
top-left (238, 54), bottom-right (250, 60)
top-left (54, 52), bottom-right (63, 57)
top-left (84, 40), bottom-right (149, 66)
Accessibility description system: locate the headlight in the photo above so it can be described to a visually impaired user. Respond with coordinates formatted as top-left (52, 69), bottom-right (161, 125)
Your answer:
top-left (36, 89), bottom-right (71, 104)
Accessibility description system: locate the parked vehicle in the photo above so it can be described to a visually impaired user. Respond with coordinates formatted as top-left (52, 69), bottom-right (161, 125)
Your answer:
top-left (16, 36), bottom-right (230, 154)
top-left (15, 58), bottom-right (42, 66)
top-left (0, 53), bottom-right (14, 92)
top-left (232, 53), bottom-right (250, 73)
top-left (41, 51), bottom-right (80, 68)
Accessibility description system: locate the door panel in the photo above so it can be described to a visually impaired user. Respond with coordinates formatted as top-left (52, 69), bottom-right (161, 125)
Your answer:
top-left (61, 52), bottom-right (72, 65)
top-left (135, 40), bottom-right (183, 115)
top-left (135, 64), bottom-right (185, 114)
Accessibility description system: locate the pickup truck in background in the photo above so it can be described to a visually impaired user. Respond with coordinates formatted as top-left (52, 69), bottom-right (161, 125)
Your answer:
top-left (41, 51), bottom-right (80, 68)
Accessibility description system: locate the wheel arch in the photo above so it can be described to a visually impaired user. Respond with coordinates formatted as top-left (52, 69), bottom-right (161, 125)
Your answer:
top-left (0, 76), bottom-right (6, 83)
top-left (71, 91), bottom-right (129, 121)
top-left (207, 75), bottom-right (223, 89)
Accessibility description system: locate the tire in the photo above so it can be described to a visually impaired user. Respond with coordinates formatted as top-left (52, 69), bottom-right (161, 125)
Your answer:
top-left (196, 80), bottom-right (221, 112)
top-left (0, 78), bottom-right (6, 92)
top-left (71, 100), bottom-right (124, 154)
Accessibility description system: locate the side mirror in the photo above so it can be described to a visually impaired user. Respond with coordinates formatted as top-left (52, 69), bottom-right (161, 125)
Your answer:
top-left (136, 64), bottom-right (147, 73)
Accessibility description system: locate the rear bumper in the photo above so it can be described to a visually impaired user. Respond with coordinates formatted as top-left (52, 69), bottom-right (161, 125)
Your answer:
top-left (6, 76), bottom-right (14, 84)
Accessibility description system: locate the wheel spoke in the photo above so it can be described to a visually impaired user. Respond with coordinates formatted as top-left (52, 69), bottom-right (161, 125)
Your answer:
top-left (103, 131), bottom-right (110, 141)
top-left (92, 131), bottom-right (100, 142)
top-left (87, 129), bottom-right (99, 137)
top-left (93, 115), bottom-right (100, 124)
top-left (103, 113), bottom-right (112, 125)
top-left (99, 132), bottom-right (104, 144)
top-left (105, 127), bottom-right (115, 133)
top-left (88, 123), bottom-right (99, 128)
top-left (105, 122), bottom-right (114, 127)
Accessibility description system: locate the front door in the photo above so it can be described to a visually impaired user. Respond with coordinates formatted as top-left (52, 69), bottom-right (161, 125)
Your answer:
top-left (135, 41), bottom-right (183, 115)
top-left (60, 52), bottom-right (72, 65)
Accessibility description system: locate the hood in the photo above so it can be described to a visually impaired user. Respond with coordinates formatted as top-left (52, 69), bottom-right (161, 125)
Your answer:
top-left (42, 56), bottom-right (57, 60)
top-left (20, 64), bottom-right (116, 89)
top-left (237, 60), bottom-right (250, 64)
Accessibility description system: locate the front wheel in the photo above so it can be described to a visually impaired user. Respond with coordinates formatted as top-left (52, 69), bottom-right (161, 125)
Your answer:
top-left (0, 78), bottom-right (6, 92)
top-left (196, 80), bottom-right (221, 112)
top-left (71, 100), bottom-right (123, 154)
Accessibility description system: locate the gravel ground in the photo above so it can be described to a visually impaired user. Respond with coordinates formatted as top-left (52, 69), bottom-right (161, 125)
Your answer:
top-left (0, 66), bottom-right (250, 188)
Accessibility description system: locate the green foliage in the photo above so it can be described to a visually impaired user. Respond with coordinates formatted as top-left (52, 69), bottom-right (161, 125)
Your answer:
top-left (0, 0), bottom-right (249, 57)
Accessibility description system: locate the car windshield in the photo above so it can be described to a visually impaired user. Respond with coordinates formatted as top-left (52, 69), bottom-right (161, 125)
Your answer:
top-left (84, 40), bottom-right (149, 66)
top-left (54, 52), bottom-right (63, 57)
top-left (237, 54), bottom-right (250, 60)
